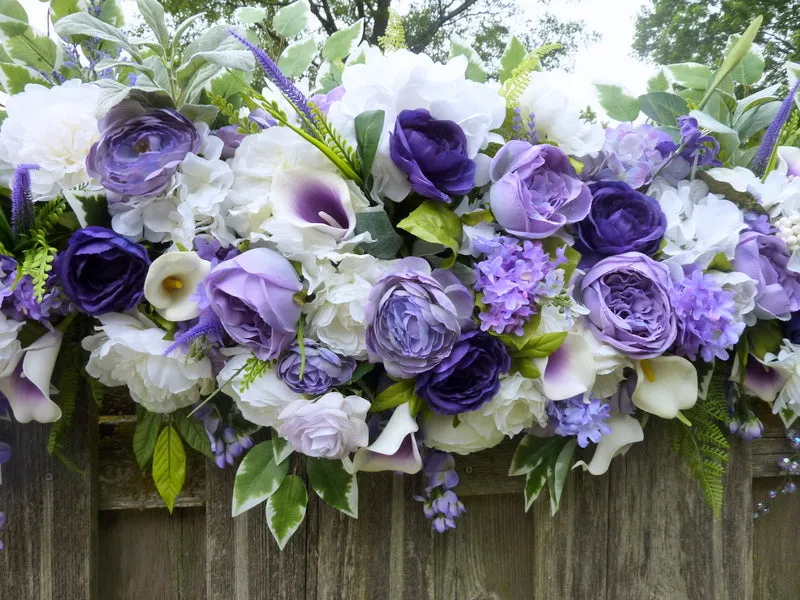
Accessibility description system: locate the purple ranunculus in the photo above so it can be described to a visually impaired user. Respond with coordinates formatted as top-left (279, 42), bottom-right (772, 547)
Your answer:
top-left (416, 330), bottom-right (510, 415)
top-left (580, 252), bottom-right (677, 359)
top-left (575, 181), bottom-right (666, 263)
top-left (277, 339), bottom-right (357, 395)
top-left (365, 257), bottom-right (473, 379)
top-left (733, 231), bottom-right (800, 320)
top-left (489, 141), bottom-right (591, 239)
top-left (57, 226), bottom-right (150, 315)
top-left (389, 108), bottom-right (476, 203)
top-left (86, 99), bottom-right (200, 197)
top-left (203, 248), bottom-right (302, 361)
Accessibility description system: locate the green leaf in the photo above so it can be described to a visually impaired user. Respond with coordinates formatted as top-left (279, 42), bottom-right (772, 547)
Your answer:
top-left (0, 62), bottom-right (47, 94)
top-left (137, 0), bottom-right (169, 49)
top-left (523, 462), bottom-right (549, 512)
top-left (6, 29), bottom-right (59, 73)
top-left (397, 201), bottom-right (462, 268)
top-left (647, 69), bottom-right (669, 93)
top-left (510, 332), bottom-right (568, 359)
top-left (547, 438), bottom-right (577, 516)
top-left (355, 208), bottom-right (403, 259)
top-left (278, 38), bottom-right (317, 78)
top-left (48, 0), bottom-right (80, 22)
top-left (322, 19), bottom-right (363, 61)
top-left (0, 0), bottom-right (28, 37)
top-left (266, 475), bottom-right (308, 550)
top-left (700, 16), bottom-right (762, 110)
top-left (347, 362), bottom-right (374, 385)
top-left (695, 170), bottom-right (765, 215)
top-left (371, 379), bottom-right (418, 413)
top-left (272, 0), bottom-right (310, 38)
top-left (689, 109), bottom-right (739, 156)
top-left (512, 358), bottom-right (540, 379)
top-left (152, 426), bottom-right (186, 513)
top-left (317, 58), bottom-right (343, 93)
top-left (595, 83), bottom-right (640, 122)
top-left (54, 12), bottom-right (139, 60)
top-left (747, 319), bottom-right (783, 360)
top-left (133, 407), bottom-right (162, 471)
top-left (726, 34), bottom-right (764, 85)
top-left (667, 62), bottom-right (713, 90)
top-left (638, 92), bottom-right (689, 125)
top-left (508, 435), bottom-right (566, 477)
top-left (174, 410), bottom-right (212, 458)
top-left (235, 6), bottom-right (268, 24)
top-left (306, 458), bottom-right (358, 517)
top-left (500, 36), bottom-right (527, 83)
top-left (354, 109), bottom-right (385, 182)
top-left (272, 434), bottom-right (293, 465)
top-left (707, 252), bottom-right (733, 272)
top-left (232, 441), bottom-right (290, 517)
top-left (449, 37), bottom-right (486, 83)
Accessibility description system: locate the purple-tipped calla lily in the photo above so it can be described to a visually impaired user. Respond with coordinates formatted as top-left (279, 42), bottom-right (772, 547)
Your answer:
top-left (533, 333), bottom-right (596, 400)
top-left (778, 146), bottom-right (800, 178)
top-left (0, 332), bottom-right (63, 423)
top-left (738, 357), bottom-right (786, 404)
top-left (351, 403), bottom-right (422, 474)
top-left (575, 413), bottom-right (644, 476)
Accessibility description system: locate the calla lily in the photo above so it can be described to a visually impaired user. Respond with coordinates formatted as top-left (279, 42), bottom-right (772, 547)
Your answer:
top-left (732, 354), bottom-right (786, 404)
top-left (351, 403), bottom-right (422, 474)
top-left (0, 332), bottom-right (63, 423)
top-left (575, 413), bottom-right (644, 476)
top-left (631, 355), bottom-right (698, 419)
top-left (534, 332), bottom-right (596, 400)
top-left (144, 251), bottom-right (211, 322)
top-left (778, 146), bottom-right (800, 178)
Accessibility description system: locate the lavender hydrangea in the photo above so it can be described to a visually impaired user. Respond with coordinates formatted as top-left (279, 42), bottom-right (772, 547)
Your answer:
top-left (546, 395), bottom-right (612, 448)
top-left (0, 256), bottom-right (70, 325)
top-left (474, 236), bottom-right (566, 335)
top-left (671, 270), bottom-right (745, 363)
top-left (677, 116), bottom-right (721, 167)
top-left (413, 452), bottom-right (466, 533)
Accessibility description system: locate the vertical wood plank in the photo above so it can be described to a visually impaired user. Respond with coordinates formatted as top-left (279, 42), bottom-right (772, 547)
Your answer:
top-left (0, 394), bottom-right (98, 599)
top-left (753, 477), bottom-right (800, 599)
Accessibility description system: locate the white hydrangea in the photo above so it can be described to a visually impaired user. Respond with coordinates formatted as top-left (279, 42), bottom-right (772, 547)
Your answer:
top-left (328, 47), bottom-right (506, 202)
top-left (0, 80), bottom-right (101, 200)
top-left (707, 270), bottom-right (759, 325)
top-left (82, 312), bottom-right (214, 413)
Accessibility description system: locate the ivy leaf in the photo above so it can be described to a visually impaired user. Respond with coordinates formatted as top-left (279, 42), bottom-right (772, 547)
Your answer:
top-left (322, 19), bottom-right (363, 62)
top-left (266, 475), bottom-right (308, 550)
top-left (355, 207), bottom-right (403, 259)
top-left (354, 109), bottom-right (385, 182)
top-left (371, 379), bottom-right (418, 413)
top-left (278, 38), bottom-right (317, 78)
top-left (152, 426), bottom-right (186, 513)
top-left (133, 407), bottom-right (162, 471)
top-left (306, 458), bottom-right (358, 517)
top-left (547, 438), bottom-right (577, 516)
top-left (523, 461), bottom-right (549, 512)
top-left (0, 63), bottom-right (48, 94)
top-left (499, 36), bottom-right (526, 83)
top-left (232, 441), bottom-right (290, 517)
top-left (272, 434), bottom-right (293, 465)
top-left (397, 201), bottom-right (462, 268)
top-left (174, 409), bottom-right (212, 458)
top-left (272, 0), bottom-right (310, 38)
top-left (508, 435), bottom-right (565, 477)
top-left (595, 84), bottom-right (640, 122)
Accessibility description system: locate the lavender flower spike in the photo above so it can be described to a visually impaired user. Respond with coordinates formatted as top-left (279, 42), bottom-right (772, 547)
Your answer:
top-left (228, 30), bottom-right (315, 123)
top-left (11, 163), bottom-right (38, 236)
top-left (752, 79), bottom-right (800, 176)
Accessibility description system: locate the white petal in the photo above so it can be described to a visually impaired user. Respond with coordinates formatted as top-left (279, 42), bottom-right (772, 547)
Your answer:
top-left (576, 413), bottom-right (643, 476)
top-left (351, 403), bottom-right (422, 474)
top-left (144, 251), bottom-right (211, 322)
top-left (0, 332), bottom-right (63, 423)
top-left (535, 333), bottom-right (595, 401)
top-left (632, 356), bottom-right (698, 419)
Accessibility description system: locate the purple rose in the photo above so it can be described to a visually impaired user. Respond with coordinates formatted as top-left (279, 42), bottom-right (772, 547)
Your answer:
top-left (277, 339), bottom-right (357, 395)
top-left (489, 141), bottom-right (591, 239)
top-left (390, 108), bottom-right (476, 203)
top-left (580, 252), bottom-right (677, 359)
top-left (365, 257), bottom-right (473, 379)
top-left (575, 181), bottom-right (666, 262)
top-left (203, 248), bottom-right (302, 360)
top-left (86, 100), bottom-right (200, 197)
top-left (733, 231), bottom-right (800, 320)
top-left (57, 226), bottom-right (150, 315)
top-left (415, 331), bottom-right (510, 415)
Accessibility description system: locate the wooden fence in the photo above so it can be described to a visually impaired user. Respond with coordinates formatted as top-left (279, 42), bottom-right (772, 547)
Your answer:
top-left (1, 391), bottom-right (799, 600)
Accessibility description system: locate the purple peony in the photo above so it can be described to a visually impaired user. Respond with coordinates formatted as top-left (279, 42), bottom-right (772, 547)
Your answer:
top-left (489, 141), bottom-right (591, 239)
top-left (57, 226), bottom-right (150, 315)
top-left (733, 231), bottom-right (800, 320)
top-left (365, 257), bottom-right (473, 379)
top-left (575, 181), bottom-right (666, 262)
top-left (203, 248), bottom-right (302, 361)
top-left (580, 252), bottom-right (677, 359)
top-left (86, 99), bottom-right (200, 198)
top-left (415, 331), bottom-right (510, 415)
top-left (389, 108), bottom-right (476, 203)
top-left (277, 339), bottom-right (357, 395)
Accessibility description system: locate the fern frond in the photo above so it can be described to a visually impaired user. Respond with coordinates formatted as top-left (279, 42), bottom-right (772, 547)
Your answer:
top-left (239, 356), bottom-right (270, 392)
top-left (208, 91), bottom-right (261, 134)
top-left (378, 11), bottom-right (407, 52)
top-left (500, 44), bottom-right (562, 105)
top-left (47, 349), bottom-right (80, 460)
top-left (308, 104), bottom-right (362, 174)
top-left (19, 231), bottom-right (56, 302)
top-left (31, 196), bottom-right (67, 235)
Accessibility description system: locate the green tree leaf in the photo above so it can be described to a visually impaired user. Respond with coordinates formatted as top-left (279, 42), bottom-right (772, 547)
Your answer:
top-left (397, 201), bottom-right (462, 268)
top-left (638, 91), bottom-right (689, 125)
top-left (266, 474), bottom-right (308, 550)
top-left (547, 438), bottom-right (577, 516)
top-left (322, 19), bottom-right (363, 61)
top-left (133, 407), bottom-right (162, 471)
top-left (232, 441), bottom-right (290, 517)
top-left (449, 37), bottom-right (486, 83)
top-left (307, 458), bottom-right (358, 517)
top-left (354, 207), bottom-right (403, 259)
top-left (272, 0), bottom-right (310, 38)
top-left (371, 379), bottom-right (418, 413)
top-left (174, 409), bottom-right (212, 458)
top-left (152, 425), bottom-right (186, 513)
top-left (499, 36), bottom-right (527, 83)
top-left (354, 109), bottom-right (385, 182)
top-left (594, 83), bottom-right (640, 122)
top-left (278, 38), bottom-right (317, 78)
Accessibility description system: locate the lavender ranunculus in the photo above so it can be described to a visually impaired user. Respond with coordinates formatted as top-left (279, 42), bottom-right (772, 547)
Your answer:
top-left (204, 248), bottom-right (302, 360)
top-left (86, 100), bottom-right (200, 197)
top-left (365, 257), bottom-right (473, 379)
top-left (415, 331), bottom-right (510, 415)
top-left (277, 339), bottom-right (357, 395)
top-left (389, 108), bottom-right (476, 203)
top-left (733, 231), bottom-right (800, 320)
top-left (489, 141), bottom-right (591, 239)
top-left (575, 181), bottom-right (666, 262)
top-left (580, 252), bottom-right (677, 359)
top-left (57, 226), bottom-right (150, 315)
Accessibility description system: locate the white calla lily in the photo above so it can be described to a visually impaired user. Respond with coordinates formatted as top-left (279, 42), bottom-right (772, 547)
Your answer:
top-left (351, 403), bottom-right (422, 474)
top-left (534, 332), bottom-right (596, 400)
top-left (778, 146), bottom-right (800, 178)
top-left (632, 356), bottom-right (698, 419)
top-left (144, 251), bottom-right (211, 322)
top-left (576, 413), bottom-right (644, 476)
top-left (0, 331), bottom-right (63, 423)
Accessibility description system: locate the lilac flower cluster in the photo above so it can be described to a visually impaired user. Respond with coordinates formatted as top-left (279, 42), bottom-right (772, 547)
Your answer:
top-left (546, 395), bottom-right (612, 448)
top-left (671, 270), bottom-right (745, 362)
top-left (678, 116), bottom-right (721, 167)
top-left (414, 452), bottom-right (466, 533)
top-left (474, 236), bottom-right (566, 335)
top-left (195, 404), bottom-right (254, 469)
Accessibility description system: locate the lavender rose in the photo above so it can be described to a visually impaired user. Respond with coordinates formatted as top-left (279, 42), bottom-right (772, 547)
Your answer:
top-left (415, 331), bottom-right (510, 415)
top-left (365, 257), bottom-right (473, 379)
top-left (277, 339), bottom-right (357, 395)
top-left (390, 108), bottom-right (476, 203)
top-left (204, 248), bottom-right (302, 361)
top-left (86, 99), bottom-right (200, 197)
top-left (580, 252), bottom-right (677, 359)
top-left (489, 141), bottom-right (591, 239)
top-left (57, 226), bottom-right (150, 315)
top-left (733, 231), bottom-right (800, 320)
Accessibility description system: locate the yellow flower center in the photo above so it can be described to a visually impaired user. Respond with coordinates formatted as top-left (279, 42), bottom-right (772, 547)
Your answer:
top-left (640, 359), bottom-right (656, 382)
top-left (162, 276), bottom-right (184, 292)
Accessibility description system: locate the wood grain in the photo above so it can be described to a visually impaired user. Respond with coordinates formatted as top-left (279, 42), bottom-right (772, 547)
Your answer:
top-left (753, 477), bottom-right (800, 599)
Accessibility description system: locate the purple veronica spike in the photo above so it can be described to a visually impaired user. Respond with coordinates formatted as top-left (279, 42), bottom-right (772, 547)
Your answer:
top-left (11, 164), bottom-right (38, 236)
top-left (228, 30), bottom-right (314, 123)
top-left (165, 313), bottom-right (226, 356)
top-left (752, 79), bottom-right (800, 176)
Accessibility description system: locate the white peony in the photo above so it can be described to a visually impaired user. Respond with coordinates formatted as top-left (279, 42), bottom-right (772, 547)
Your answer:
top-left (82, 312), bottom-right (214, 413)
top-left (0, 80), bottom-right (101, 200)
top-left (422, 412), bottom-right (504, 455)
